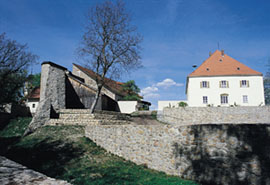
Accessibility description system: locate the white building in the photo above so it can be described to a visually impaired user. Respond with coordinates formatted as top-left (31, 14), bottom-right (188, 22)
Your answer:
top-left (186, 50), bottom-right (265, 107)
top-left (26, 87), bottom-right (40, 115)
top-left (118, 100), bottom-right (151, 113)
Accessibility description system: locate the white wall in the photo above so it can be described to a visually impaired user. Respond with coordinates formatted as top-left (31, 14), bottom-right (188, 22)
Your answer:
top-left (26, 100), bottom-right (39, 114)
top-left (118, 101), bottom-right (138, 113)
top-left (158, 100), bottom-right (187, 111)
top-left (187, 76), bottom-right (265, 107)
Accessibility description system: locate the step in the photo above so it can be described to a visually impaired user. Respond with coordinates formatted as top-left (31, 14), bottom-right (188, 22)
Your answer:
top-left (60, 109), bottom-right (91, 114)
top-left (59, 113), bottom-right (129, 120)
top-left (47, 119), bottom-right (99, 126)
top-left (47, 119), bottom-right (131, 126)
top-left (93, 114), bottom-right (130, 120)
top-left (59, 113), bottom-right (95, 119)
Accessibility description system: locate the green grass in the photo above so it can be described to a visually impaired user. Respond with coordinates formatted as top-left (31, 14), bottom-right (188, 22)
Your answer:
top-left (0, 117), bottom-right (32, 137)
top-left (0, 117), bottom-right (198, 185)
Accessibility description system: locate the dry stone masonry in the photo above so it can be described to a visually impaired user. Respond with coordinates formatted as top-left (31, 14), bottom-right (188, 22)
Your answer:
top-left (47, 109), bottom-right (131, 126)
top-left (158, 106), bottom-right (270, 125)
top-left (24, 62), bottom-right (68, 135)
top-left (85, 123), bottom-right (270, 185)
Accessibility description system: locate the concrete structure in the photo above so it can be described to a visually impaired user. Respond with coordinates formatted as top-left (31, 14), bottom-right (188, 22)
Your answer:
top-left (118, 100), bottom-right (151, 113)
top-left (158, 100), bottom-right (187, 111)
top-left (187, 50), bottom-right (265, 107)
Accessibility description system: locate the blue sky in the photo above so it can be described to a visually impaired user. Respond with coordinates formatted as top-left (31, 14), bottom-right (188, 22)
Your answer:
top-left (1, 0), bottom-right (270, 109)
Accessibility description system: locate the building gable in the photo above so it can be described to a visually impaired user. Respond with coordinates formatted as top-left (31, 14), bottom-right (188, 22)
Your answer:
top-left (188, 50), bottom-right (262, 77)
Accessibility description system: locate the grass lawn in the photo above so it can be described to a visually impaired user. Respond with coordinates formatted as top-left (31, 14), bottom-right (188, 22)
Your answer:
top-left (0, 117), bottom-right (199, 185)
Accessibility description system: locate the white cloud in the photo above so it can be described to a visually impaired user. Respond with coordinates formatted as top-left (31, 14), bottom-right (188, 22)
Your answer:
top-left (141, 86), bottom-right (158, 95)
top-left (140, 86), bottom-right (160, 99)
top-left (144, 93), bottom-right (160, 99)
top-left (140, 78), bottom-right (183, 101)
top-left (156, 78), bottom-right (184, 88)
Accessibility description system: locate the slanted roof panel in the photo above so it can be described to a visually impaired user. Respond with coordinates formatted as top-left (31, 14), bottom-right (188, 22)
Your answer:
top-left (73, 63), bottom-right (128, 97)
top-left (188, 50), bottom-right (262, 77)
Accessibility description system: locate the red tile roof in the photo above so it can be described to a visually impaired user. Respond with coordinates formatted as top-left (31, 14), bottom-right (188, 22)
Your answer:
top-left (73, 63), bottom-right (129, 97)
top-left (27, 87), bottom-right (40, 99)
top-left (188, 50), bottom-right (262, 77)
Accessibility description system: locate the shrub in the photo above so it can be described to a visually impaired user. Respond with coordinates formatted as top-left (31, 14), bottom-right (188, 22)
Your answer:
top-left (178, 102), bottom-right (188, 107)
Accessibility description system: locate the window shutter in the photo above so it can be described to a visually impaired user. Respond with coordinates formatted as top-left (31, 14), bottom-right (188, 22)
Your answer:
top-left (207, 81), bottom-right (210, 88)
top-left (200, 82), bottom-right (202, 88)
top-left (247, 80), bottom-right (250, 87)
top-left (227, 81), bottom-right (229, 88)
top-left (219, 81), bottom-right (221, 88)
top-left (240, 81), bottom-right (242, 87)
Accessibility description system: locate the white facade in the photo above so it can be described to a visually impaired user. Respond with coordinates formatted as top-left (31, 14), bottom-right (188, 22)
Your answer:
top-left (158, 100), bottom-right (187, 111)
top-left (118, 101), bottom-right (138, 113)
top-left (187, 76), bottom-right (265, 107)
top-left (26, 100), bottom-right (39, 114)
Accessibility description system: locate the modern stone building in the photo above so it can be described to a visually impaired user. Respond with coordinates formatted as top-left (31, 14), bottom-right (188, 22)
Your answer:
top-left (186, 50), bottom-right (265, 107)
top-left (25, 61), bottom-right (150, 134)
top-left (34, 62), bottom-right (150, 114)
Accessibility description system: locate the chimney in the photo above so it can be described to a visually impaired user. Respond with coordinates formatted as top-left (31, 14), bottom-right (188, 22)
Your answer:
top-left (221, 50), bottom-right (224, 57)
top-left (209, 51), bottom-right (212, 56)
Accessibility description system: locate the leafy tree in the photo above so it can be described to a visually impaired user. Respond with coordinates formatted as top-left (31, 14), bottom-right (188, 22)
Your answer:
top-left (0, 33), bottom-right (38, 106)
top-left (121, 80), bottom-right (141, 101)
top-left (264, 58), bottom-right (270, 105)
top-left (77, 0), bottom-right (142, 113)
top-left (28, 73), bottom-right (41, 88)
top-left (23, 73), bottom-right (41, 98)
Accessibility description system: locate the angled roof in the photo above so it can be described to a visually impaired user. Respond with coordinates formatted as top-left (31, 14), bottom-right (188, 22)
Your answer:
top-left (188, 50), bottom-right (262, 77)
top-left (27, 87), bottom-right (40, 99)
top-left (73, 63), bottom-right (129, 97)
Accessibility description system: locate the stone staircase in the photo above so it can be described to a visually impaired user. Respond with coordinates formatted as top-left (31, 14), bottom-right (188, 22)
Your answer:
top-left (47, 109), bottom-right (131, 126)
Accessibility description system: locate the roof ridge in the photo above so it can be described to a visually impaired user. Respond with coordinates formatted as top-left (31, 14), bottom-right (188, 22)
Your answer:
top-left (188, 50), bottom-right (262, 77)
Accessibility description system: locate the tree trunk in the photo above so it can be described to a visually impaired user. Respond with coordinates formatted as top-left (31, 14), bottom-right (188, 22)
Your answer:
top-left (90, 86), bottom-right (102, 113)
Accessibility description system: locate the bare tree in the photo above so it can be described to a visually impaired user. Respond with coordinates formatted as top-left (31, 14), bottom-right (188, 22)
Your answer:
top-left (78, 0), bottom-right (142, 113)
top-left (0, 33), bottom-right (38, 106)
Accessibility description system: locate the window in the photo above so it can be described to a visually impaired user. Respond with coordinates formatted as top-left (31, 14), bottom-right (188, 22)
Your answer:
top-left (203, 96), bottom-right (208, 104)
top-left (243, 95), bottom-right (248, 103)
top-left (221, 94), bottom-right (228, 104)
top-left (240, 80), bottom-right (249, 88)
top-left (220, 80), bottom-right (229, 88)
top-left (32, 104), bottom-right (35, 108)
top-left (200, 81), bottom-right (209, 88)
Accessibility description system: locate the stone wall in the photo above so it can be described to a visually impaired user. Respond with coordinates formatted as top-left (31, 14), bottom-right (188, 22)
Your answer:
top-left (85, 124), bottom-right (270, 185)
top-left (25, 62), bottom-right (67, 135)
top-left (158, 106), bottom-right (270, 125)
